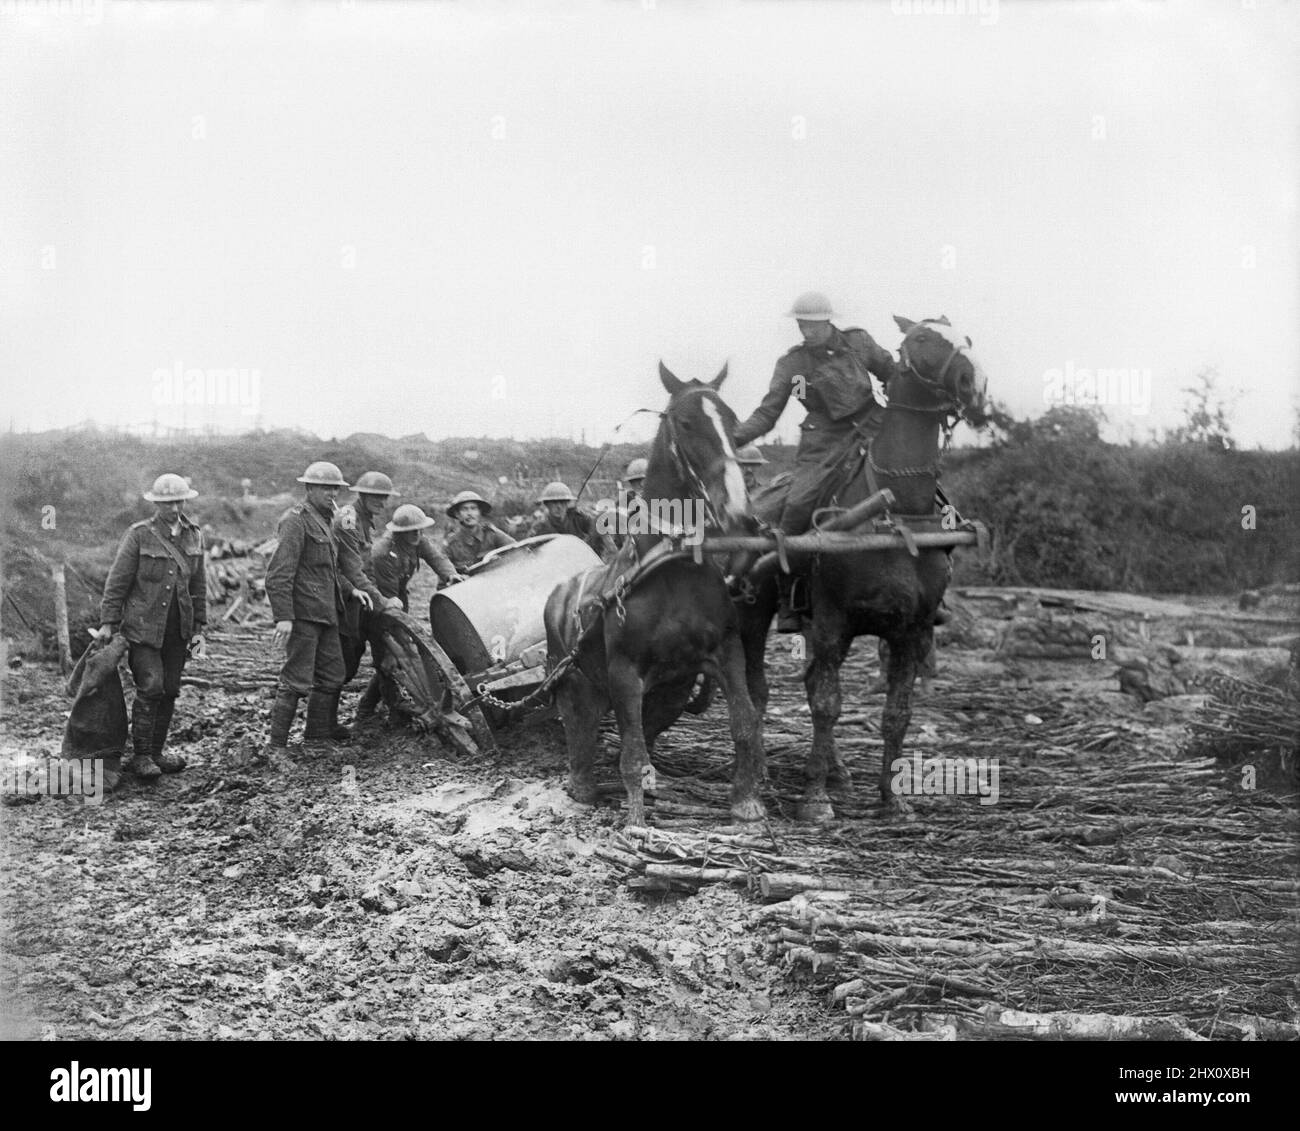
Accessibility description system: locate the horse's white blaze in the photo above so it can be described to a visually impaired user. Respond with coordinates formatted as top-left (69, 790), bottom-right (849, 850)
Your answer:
top-left (701, 397), bottom-right (747, 517)
top-left (925, 320), bottom-right (969, 351)
top-left (920, 320), bottom-right (986, 399)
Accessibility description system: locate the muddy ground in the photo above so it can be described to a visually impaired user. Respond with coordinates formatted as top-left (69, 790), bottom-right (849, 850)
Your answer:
top-left (1, 589), bottom-right (1297, 1041)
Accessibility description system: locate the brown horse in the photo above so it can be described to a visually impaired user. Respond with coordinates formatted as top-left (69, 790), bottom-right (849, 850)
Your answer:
top-left (544, 363), bottom-right (766, 828)
top-left (737, 316), bottom-right (989, 820)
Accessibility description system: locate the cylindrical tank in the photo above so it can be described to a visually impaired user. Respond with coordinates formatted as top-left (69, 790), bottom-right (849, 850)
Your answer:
top-left (429, 535), bottom-right (602, 680)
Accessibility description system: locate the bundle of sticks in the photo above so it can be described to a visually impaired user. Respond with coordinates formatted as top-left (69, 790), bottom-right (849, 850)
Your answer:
top-left (1183, 665), bottom-right (1299, 782)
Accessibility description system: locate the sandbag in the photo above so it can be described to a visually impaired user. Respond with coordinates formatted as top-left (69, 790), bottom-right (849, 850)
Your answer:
top-left (62, 635), bottom-right (129, 763)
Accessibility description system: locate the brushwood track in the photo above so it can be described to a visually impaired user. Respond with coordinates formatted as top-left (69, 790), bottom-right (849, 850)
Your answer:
top-left (1, 593), bottom-right (1296, 1041)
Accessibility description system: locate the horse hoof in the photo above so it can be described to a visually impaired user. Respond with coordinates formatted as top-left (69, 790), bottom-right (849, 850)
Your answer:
top-left (566, 778), bottom-right (598, 806)
top-left (827, 767), bottom-right (853, 792)
top-left (798, 799), bottom-right (836, 823)
top-left (625, 806), bottom-right (647, 829)
top-left (881, 796), bottom-right (916, 820)
top-left (730, 797), bottom-right (766, 823)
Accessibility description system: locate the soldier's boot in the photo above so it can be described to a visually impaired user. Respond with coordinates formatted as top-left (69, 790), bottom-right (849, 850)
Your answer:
top-left (354, 675), bottom-right (384, 723)
top-left (152, 695), bottom-right (187, 773)
top-left (776, 574), bottom-right (802, 634)
top-left (305, 691), bottom-right (351, 746)
top-left (125, 697), bottom-right (162, 779)
top-left (326, 691), bottom-right (352, 742)
top-left (264, 691), bottom-right (300, 762)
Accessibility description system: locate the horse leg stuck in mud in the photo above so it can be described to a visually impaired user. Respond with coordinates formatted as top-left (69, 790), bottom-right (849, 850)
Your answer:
top-left (544, 363), bottom-right (766, 828)
top-left (737, 316), bottom-right (990, 821)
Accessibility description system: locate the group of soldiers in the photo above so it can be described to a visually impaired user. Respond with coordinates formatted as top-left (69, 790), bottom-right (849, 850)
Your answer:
top-left (95, 290), bottom-right (899, 774)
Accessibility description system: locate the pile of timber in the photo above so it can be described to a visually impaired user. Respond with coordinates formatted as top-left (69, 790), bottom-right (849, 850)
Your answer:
top-left (203, 538), bottom-right (270, 622)
top-left (179, 623), bottom-right (278, 693)
top-left (595, 669), bottom-right (1298, 1040)
top-left (1182, 660), bottom-right (1300, 784)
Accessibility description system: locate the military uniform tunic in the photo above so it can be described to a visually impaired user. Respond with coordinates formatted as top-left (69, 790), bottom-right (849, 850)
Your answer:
top-left (266, 501), bottom-right (356, 695)
top-left (733, 325), bottom-right (897, 534)
top-left (443, 522), bottom-right (515, 572)
top-left (100, 513), bottom-right (206, 701)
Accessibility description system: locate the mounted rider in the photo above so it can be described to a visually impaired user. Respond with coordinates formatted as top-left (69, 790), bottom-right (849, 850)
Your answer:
top-left (732, 291), bottom-right (898, 630)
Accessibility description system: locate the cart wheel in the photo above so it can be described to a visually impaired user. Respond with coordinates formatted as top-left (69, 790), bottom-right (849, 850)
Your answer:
top-left (421, 636), bottom-right (497, 755)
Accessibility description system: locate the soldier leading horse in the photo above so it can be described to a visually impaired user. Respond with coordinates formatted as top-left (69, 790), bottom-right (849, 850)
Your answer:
top-left (544, 363), bottom-right (766, 828)
top-left (737, 316), bottom-right (989, 820)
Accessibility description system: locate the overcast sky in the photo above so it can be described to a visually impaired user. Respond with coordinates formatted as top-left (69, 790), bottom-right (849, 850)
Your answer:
top-left (3, 0), bottom-right (1297, 450)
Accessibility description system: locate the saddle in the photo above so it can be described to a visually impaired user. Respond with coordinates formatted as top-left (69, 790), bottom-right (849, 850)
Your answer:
top-left (747, 433), bottom-right (965, 614)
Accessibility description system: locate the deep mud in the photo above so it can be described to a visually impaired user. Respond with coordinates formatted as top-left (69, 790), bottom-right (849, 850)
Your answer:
top-left (2, 590), bottom-right (1297, 1041)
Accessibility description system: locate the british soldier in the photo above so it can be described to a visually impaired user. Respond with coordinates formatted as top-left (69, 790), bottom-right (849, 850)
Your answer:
top-left (528, 481), bottom-right (609, 556)
top-left (360, 504), bottom-right (462, 721)
top-left (264, 461), bottom-right (373, 758)
top-left (94, 473), bottom-right (207, 778)
top-left (443, 491), bottom-right (515, 573)
top-left (732, 291), bottom-right (898, 630)
top-left (332, 471), bottom-right (404, 719)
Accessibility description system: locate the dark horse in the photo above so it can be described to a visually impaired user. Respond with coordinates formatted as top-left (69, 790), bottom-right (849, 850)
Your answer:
top-left (737, 316), bottom-right (989, 820)
top-left (544, 363), bottom-right (766, 828)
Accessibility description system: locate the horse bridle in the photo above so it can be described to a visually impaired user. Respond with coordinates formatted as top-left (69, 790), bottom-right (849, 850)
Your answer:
top-left (893, 321), bottom-right (973, 428)
top-left (659, 389), bottom-right (741, 534)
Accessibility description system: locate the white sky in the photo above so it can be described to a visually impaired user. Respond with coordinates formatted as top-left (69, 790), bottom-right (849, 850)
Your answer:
top-left (2, 0), bottom-right (1297, 450)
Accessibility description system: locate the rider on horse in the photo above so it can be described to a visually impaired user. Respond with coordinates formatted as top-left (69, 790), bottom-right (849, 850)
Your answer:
top-left (732, 291), bottom-right (898, 631)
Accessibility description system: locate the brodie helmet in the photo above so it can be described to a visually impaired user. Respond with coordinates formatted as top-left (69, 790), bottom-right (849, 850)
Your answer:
top-left (143, 473), bottom-right (198, 502)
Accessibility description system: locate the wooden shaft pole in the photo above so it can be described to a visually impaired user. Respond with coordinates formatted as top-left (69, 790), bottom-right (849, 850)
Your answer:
top-left (51, 560), bottom-right (72, 674)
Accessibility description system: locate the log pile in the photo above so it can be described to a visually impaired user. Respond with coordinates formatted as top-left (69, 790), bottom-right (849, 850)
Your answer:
top-left (1183, 659), bottom-right (1300, 785)
top-left (203, 538), bottom-right (271, 623)
top-left (596, 674), bottom-right (1299, 1040)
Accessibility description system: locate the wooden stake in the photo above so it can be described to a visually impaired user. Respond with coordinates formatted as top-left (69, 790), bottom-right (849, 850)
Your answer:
top-left (51, 560), bottom-right (72, 674)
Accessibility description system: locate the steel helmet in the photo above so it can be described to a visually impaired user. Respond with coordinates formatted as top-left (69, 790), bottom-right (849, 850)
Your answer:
top-left (297, 461), bottom-right (350, 487)
top-left (538, 481), bottom-right (576, 504)
top-left (353, 471), bottom-right (398, 496)
top-left (386, 504), bottom-right (436, 533)
top-left (736, 445), bottom-right (768, 466)
top-left (446, 489), bottom-right (492, 517)
top-left (143, 473), bottom-right (198, 502)
top-left (624, 458), bottom-right (648, 482)
top-left (787, 291), bottom-right (835, 321)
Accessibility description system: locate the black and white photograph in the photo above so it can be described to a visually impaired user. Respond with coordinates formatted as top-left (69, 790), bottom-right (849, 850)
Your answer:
top-left (1, 0), bottom-right (1297, 1071)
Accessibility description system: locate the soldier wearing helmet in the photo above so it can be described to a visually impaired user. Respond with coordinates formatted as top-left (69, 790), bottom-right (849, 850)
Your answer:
top-left (264, 461), bottom-right (374, 758)
top-left (94, 473), bottom-right (206, 778)
top-left (732, 291), bottom-right (898, 630)
top-left (735, 445), bottom-right (767, 492)
top-left (356, 504), bottom-right (464, 721)
top-left (528, 481), bottom-right (607, 556)
top-left (332, 470), bottom-right (406, 716)
top-left (443, 490), bottom-right (515, 573)
top-left (623, 458), bottom-right (647, 503)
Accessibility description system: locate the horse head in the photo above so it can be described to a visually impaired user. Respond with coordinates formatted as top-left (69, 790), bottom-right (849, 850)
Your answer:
top-left (649, 361), bottom-right (750, 534)
top-left (892, 315), bottom-right (989, 427)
